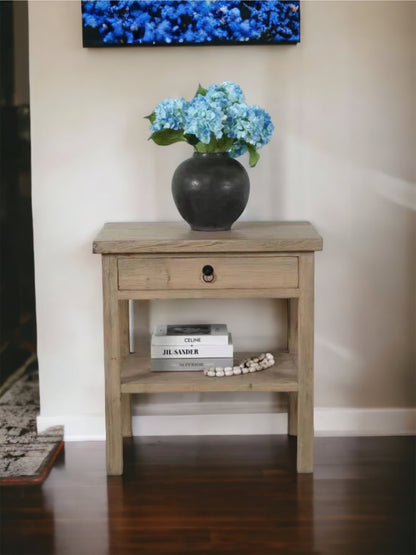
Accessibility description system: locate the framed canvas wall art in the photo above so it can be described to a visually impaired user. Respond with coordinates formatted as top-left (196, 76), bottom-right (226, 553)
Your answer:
top-left (82, 1), bottom-right (300, 47)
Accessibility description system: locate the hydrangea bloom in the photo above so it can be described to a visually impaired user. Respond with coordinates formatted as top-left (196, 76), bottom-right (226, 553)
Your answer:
top-left (151, 97), bottom-right (187, 131)
top-left (225, 103), bottom-right (274, 148)
top-left (183, 96), bottom-right (225, 144)
top-left (146, 81), bottom-right (274, 167)
top-left (206, 82), bottom-right (245, 107)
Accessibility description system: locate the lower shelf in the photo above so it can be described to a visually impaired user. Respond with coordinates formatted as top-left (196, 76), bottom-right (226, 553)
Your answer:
top-left (120, 351), bottom-right (298, 394)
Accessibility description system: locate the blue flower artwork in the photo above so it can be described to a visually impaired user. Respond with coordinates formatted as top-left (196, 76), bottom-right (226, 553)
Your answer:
top-left (82, 1), bottom-right (300, 47)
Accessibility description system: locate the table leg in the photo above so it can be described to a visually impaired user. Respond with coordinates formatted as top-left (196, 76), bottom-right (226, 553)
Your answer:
top-left (119, 300), bottom-right (132, 437)
top-left (297, 253), bottom-right (314, 473)
top-left (288, 392), bottom-right (298, 437)
top-left (288, 298), bottom-right (298, 436)
top-left (121, 394), bottom-right (132, 437)
top-left (103, 255), bottom-right (123, 475)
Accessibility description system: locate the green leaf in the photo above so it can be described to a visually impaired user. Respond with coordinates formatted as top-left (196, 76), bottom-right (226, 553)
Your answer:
top-left (144, 112), bottom-right (156, 125)
top-left (247, 145), bottom-right (260, 167)
top-left (183, 133), bottom-right (199, 146)
top-left (216, 137), bottom-right (234, 152)
top-left (194, 141), bottom-right (211, 153)
top-left (149, 129), bottom-right (185, 146)
top-left (194, 83), bottom-right (208, 97)
top-left (194, 136), bottom-right (223, 153)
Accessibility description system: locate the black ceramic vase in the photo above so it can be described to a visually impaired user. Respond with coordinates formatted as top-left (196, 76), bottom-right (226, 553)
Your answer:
top-left (171, 152), bottom-right (250, 231)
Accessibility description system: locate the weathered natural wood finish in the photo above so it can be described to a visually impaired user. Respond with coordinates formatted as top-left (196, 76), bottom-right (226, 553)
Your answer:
top-left (288, 298), bottom-right (299, 353)
top-left (93, 221), bottom-right (323, 254)
top-left (121, 393), bottom-right (132, 437)
top-left (296, 253), bottom-right (315, 473)
top-left (288, 298), bottom-right (299, 436)
top-left (288, 392), bottom-right (298, 436)
top-left (119, 300), bottom-right (133, 437)
top-left (117, 287), bottom-right (301, 300)
top-left (102, 255), bottom-right (123, 475)
top-left (121, 352), bottom-right (298, 394)
top-left (119, 299), bottom-right (130, 356)
top-left (94, 222), bottom-right (322, 475)
top-left (118, 255), bottom-right (299, 291)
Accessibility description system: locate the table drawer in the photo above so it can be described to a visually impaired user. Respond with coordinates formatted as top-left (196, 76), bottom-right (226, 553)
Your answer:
top-left (118, 256), bottom-right (298, 290)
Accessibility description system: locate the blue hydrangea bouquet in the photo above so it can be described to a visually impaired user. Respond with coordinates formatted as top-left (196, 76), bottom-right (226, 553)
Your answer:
top-left (146, 81), bottom-right (274, 167)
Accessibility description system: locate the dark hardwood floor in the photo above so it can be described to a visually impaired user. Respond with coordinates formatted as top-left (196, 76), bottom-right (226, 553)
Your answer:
top-left (1, 435), bottom-right (415, 554)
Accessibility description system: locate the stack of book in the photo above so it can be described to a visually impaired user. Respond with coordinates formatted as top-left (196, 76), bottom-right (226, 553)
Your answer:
top-left (151, 324), bottom-right (233, 371)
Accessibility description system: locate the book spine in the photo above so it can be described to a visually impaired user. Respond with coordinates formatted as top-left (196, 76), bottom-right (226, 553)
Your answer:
top-left (151, 334), bottom-right (230, 346)
top-left (151, 342), bottom-right (233, 359)
top-left (152, 357), bottom-right (234, 372)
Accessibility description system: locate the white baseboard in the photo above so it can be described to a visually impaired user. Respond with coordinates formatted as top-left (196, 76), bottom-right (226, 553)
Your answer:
top-left (314, 408), bottom-right (416, 436)
top-left (37, 408), bottom-right (416, 441)
top-left (37, 415), bottom-right (105, 441)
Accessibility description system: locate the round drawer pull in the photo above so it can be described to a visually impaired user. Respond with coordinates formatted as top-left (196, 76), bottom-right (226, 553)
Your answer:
top-left (202, 264), bottom-right (215, 283)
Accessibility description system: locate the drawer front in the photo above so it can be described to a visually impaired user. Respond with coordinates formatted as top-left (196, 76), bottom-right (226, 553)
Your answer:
top-left (118, 256), bottom-right (298, 290)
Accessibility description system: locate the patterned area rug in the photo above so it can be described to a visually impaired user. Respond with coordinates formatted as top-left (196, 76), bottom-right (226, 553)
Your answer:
top-left (0, 365), bottom-right (64, 485)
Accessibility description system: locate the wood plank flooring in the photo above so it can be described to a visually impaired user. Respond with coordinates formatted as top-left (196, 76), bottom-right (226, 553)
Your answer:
top-left (1, 435), bottom-right (415, 554)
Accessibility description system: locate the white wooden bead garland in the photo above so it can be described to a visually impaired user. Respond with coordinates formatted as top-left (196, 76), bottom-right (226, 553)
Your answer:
top-left (203, 353), bottom-right (275, 378)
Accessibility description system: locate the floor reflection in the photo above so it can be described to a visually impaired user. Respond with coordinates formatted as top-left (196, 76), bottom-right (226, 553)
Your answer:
top-left (1, 437), bottom-right (413, 554)
top-left (312, 436), bottom-right (416, 554)
top-left (107, 436), bottom-right (316, 554)
top-left (42, 442), bottom-right (110, 555)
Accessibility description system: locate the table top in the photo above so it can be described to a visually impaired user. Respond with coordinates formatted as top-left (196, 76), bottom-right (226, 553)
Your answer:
top-left (93, 221), bottom-right (323, 254)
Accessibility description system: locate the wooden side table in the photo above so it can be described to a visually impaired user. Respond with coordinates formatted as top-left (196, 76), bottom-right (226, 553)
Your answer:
top-left (93, 222), bottom-right (323, 475)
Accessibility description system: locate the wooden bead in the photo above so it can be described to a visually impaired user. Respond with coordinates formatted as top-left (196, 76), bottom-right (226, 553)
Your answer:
top-left (203, 353), bottom-right (275, 377)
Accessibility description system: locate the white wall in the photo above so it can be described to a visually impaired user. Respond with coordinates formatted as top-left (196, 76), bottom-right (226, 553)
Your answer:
top-left (29, 1), bottom-right (416, 439)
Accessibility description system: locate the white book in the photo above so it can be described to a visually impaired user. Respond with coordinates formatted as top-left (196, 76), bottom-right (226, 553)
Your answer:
top-left (151, 323), bottom-right (229, 346)
top-left (152, 357), bottom-right (234, 372)
top-left (151, 333), bottom-right (233, 359)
